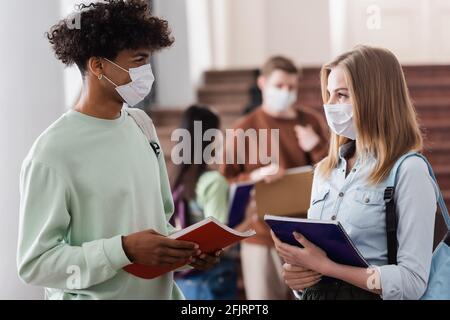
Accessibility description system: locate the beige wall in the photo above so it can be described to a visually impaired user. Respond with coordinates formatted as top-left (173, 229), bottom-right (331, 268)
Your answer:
top-left (0, 0), bottom-right (66, 299)
top-left (206, 0), bottom-right (450, 70)
top-left (333, 0), bottom-right (450, 64)
top-left (208, 0), bottom-right (332, 69)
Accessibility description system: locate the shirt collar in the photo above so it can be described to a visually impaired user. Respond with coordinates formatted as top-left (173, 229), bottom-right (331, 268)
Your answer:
top-left (338, 140), bottom-right (378, 170)
top-left (338, 140), bottom-right (356, 161)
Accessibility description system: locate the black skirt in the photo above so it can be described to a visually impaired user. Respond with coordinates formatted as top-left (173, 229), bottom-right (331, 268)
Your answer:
top-left (300, 281), bottom-right (381, 300)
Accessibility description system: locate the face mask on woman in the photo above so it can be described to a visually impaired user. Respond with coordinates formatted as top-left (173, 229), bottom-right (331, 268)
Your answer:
top-left (323, 103), bottom-right (357, 140)
top-left (101, 58), bottom-right (155, 107)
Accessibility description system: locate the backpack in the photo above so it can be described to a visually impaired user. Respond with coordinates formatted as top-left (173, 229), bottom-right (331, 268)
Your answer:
top-left (123, 107), bottom-right (175, 224)
top-left (385, 152), bottom-right (450, 300)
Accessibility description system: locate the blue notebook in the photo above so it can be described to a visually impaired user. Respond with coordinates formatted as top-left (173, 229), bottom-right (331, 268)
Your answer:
top-left (227, 182), bottom-right (254, 228)
top-left (264, 215), bottom-right (369, 269)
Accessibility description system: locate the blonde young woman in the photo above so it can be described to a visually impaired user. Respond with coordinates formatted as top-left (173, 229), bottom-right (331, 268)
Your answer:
top-left (271, 46), bottom-right (438, 300)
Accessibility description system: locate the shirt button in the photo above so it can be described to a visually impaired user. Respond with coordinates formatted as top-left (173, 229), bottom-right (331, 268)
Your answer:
top-left (331, 215), bottom-right (337, 220)
top-left (352, 169), bottom-right (356, 172)
top-left (339, 192), bottom-right (344, 197)
top-left (364, 198), bottom-right (370, 203)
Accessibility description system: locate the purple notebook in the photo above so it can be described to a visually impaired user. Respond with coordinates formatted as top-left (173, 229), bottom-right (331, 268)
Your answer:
top-left (227, 182), bottom-right (254, 228)
top-left (265, 215), bottom-right (369, 271)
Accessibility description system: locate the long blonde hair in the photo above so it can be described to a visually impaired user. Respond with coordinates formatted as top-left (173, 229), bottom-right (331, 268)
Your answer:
top-left (317, 45), bottom-right (423, 184)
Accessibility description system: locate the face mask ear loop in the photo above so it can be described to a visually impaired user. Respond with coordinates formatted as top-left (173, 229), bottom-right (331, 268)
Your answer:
top-left (104, 58), bottom-right (129, 74)
top-left (100, 73), bottom-right (119, 88)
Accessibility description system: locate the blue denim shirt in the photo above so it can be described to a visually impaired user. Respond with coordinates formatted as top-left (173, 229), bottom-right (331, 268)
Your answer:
top-left (308, 142), bottom-right (437, 300)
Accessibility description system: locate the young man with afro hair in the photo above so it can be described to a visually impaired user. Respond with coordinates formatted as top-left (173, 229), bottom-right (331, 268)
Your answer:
top-left (17, 0), bottom-right (220, 300)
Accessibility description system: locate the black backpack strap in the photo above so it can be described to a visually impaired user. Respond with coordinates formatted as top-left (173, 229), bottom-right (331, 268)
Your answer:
top-left (383, 153), bottom-right (419, 266)
top-left (384, 152), bottom-right (450, 266)
top-left (384, 186), bottom-right (398, 265)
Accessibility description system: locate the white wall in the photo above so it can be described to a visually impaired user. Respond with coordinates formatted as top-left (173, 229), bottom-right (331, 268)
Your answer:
top-left (208, 0), bottom-right (332, 69)
top-left (185, 0), bottom-right (213, 87)
top-left (329, 0), bottom-right (450, 64)
top-left (60, 0), bottom-right (91, 110)
top-left (265, 0), bottom-right (332, 66)
top-left (205, 0), bottom-right (450, 70)
top-left (0, 0), bottom-right (65, 299)
top-left (153, 0), bottom-right (195, 107)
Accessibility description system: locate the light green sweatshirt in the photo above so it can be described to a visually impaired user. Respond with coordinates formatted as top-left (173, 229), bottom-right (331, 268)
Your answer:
top-left (194, 171), bottom-right (229, 225)
top-left (17, 109), bottom-right (183, 300)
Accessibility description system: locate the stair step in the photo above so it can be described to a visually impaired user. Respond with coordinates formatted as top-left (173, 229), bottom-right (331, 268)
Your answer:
top-left (425, 141), bottom-right (450, 152)
top-left (210, 103), bottom-right (246, 115)
top-left (424, 149), bottom-right (450, 166)
top-left (421, 123), bottom-right (450, 143)
top-left (432, 165), bottom-right (450, 190)
top-left (198, 94), bottom-right (252, 106)
top-left (407, 77), bottom-right (450, 87)
top-left (297, 83), bottom-right (450, 95)
top-left (203, 65), bottom-right (450, 86)
top-left (299, 98), bottom-right (450, 115)
top-left (299, 66), bottom-right (450, 78)
top-left (413, 97), bottom-right (450, 105)
top-left (197, 84), bottom-right (255, 106)
top-left (441, 190), bottom-right (450, 200)
top-left (416, 103), bottom-right (450, 118)
top-left (151, 104), bottom-right (246, 116)
top-left (204, 67), bottom-right (329, 84)
top-left (410, 87), bottom-right (450, 100)
top-left (421, 118), bottom-right (450, 128)
top-left (198, 83), bottom-right (255, 94)
top-left (403, 65), bottom-right (450, 78)
top-left (422, 143), bottom-right (450, 156)
top-left (203, 69), bottom-right (258, 85)
top-left (150, 108), bottom-right (184, 127)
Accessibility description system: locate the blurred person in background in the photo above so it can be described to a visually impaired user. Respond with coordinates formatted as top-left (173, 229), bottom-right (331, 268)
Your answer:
top-left (171, 105), bottom-right (254, 300)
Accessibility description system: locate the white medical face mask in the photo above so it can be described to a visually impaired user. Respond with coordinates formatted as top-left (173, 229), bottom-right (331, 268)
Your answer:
top-left (102, 58), bottom-right (155, 107)
top-left (323, 104), bottom-right (357, 140)
top-left (264, 86), bottom-right (298, 113)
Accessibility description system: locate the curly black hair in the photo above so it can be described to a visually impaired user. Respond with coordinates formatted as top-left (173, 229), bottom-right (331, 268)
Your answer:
top-left (46, 0), bottom-right (174, 73)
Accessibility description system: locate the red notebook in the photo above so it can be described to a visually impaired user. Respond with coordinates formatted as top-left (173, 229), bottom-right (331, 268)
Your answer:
top-left (123, 217), bottom-right (256, 279)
